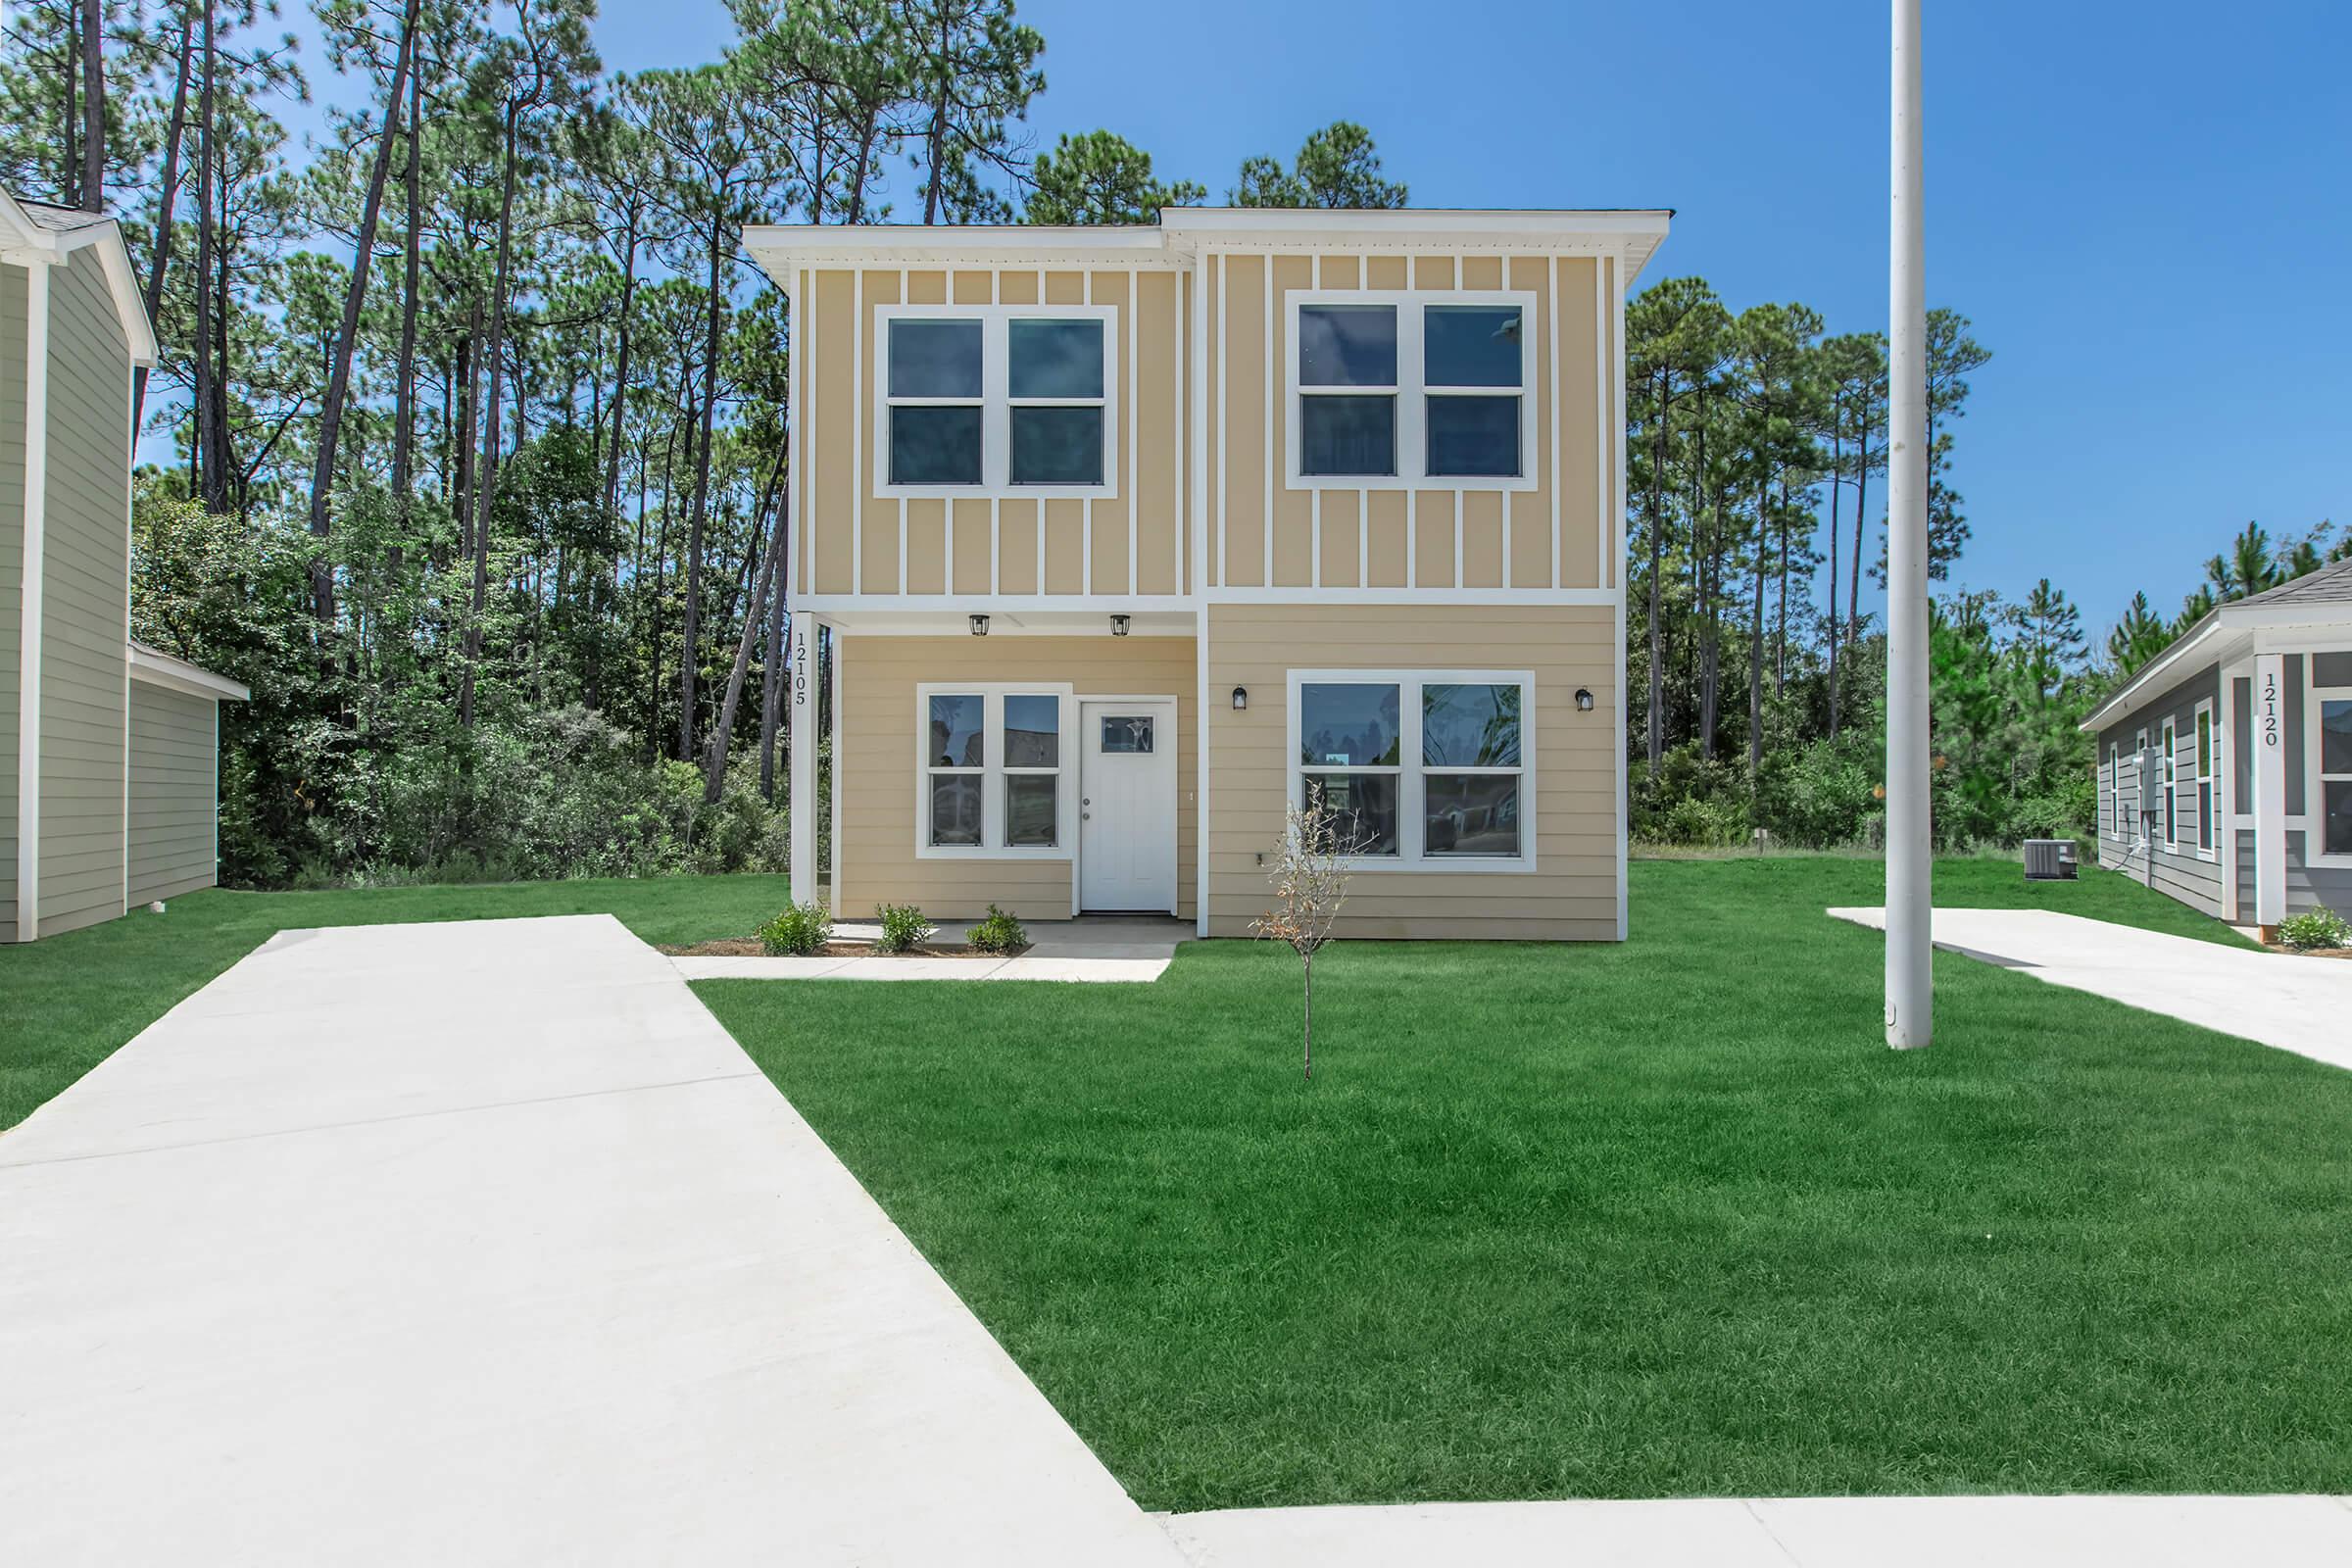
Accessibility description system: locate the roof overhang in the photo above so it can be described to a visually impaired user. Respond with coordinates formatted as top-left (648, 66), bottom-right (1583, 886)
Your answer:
top-left (2080, 602), bottom-right (2352, 731)
top-left (128, 641), bottom-right (249, 703)
top-left (744, 207), bottom-right (1674, 288)
top-left (0, 189), bottom-right (159, 367)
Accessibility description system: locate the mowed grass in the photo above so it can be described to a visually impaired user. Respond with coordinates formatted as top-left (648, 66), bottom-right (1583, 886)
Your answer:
top-left (699, 858), bottom-right (2352, 1509)
top-left (0, 873), bottom-right (791, 1130)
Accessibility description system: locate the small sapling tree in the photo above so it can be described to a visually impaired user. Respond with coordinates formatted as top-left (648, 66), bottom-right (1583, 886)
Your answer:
top-left (1252, 790), bottom-right (1364, 1081)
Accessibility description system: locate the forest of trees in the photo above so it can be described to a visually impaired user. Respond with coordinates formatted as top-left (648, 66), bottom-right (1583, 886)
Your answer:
top-left (0, 1), bottom-right (2332, 886)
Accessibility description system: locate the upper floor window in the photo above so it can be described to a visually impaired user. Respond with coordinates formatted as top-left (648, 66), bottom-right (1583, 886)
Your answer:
top-left (1287, 291), bottom-right (1537, 492)
top-left (879, 306), bottom-right (1115, 498)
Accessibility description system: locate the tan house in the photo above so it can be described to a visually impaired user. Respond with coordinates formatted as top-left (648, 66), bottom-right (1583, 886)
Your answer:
top-left (745, 208), bottom-right (1668, 940)
top-left (2, 192), bottom-right (246, 942)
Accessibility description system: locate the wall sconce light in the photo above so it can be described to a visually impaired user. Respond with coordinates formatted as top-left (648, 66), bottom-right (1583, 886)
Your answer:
top-left (1575, 688), bottom-right (1594, 711)
top-left (1109, 613), bottom-right (1130, 637)
top-left (968, 613), bottom-right (989, 637)
top-left (1231, 686), bottom-right (1249, 711)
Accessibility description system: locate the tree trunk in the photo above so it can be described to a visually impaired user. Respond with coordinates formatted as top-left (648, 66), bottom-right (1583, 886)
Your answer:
top-left (677, 213), bottom-right (728, 761)
top-left (1644, 372), bottom-right (1669, 775)
top-left (460, 109), bottom-right (524, 729)
top-left (1848, 456), bottom-right (1868, 646)
top-left (1748, 488), bottom-right (1766, 776)
top-left (131, 18), bottom-right (192, 428)
top-left (391, 66), bottom-right (422, 500)
top-left (760, 533), bottom-right (786, 798)
top-left (1774, 475), bottom-right (1790, 698)
top-left (192, 7), bottom-right (230, 514)
top-left (920, 12), bottom-right (950, 224)
top-left (1825, 392), bottom-right (1844, 736)
top-left (1301, 955), bottom-right (1313, 1082)
top-left (701, 482), bottom-right (789, 803)
top-left (602, 212), bottom-right (639, 516)
top-left (308, 0), bottom-right (421, 625)
top-left (78, 0), bottom-right (103, 210)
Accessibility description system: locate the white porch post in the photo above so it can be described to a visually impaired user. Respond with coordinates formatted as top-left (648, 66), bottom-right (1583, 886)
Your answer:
top-left (788, 614), bottom-right (817, 905)
top-left (2253, 652), bottom-right (2287, 931)
top-left (1884, 0), bottom-right (1934, 1049)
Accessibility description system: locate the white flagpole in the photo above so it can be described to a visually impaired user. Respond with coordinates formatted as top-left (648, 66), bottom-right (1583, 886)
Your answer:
top-left (1886, 0), bottom-right (1934, 1048)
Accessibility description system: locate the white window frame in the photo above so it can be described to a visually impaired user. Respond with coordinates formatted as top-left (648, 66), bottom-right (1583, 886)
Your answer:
top-left (1283, 290), bottom-right (1540, 493)
top-left (2106, 741), bottom-right (2121, 840)
top-left (914, 682), bottom-right (1078, 859)
top-left (2308, 649), bottom-right (2352, 868)
top-left (1285, 668), bottom-right (1538, 872)
top-left (2162, 715), bottom-right (2180, 850)
top-left (875, 305), bottom-right (1118, 501)
top-left (2132, 725), bottom-right (2149, 842)
top-left (2192, 697), bottom-right (2217, 860)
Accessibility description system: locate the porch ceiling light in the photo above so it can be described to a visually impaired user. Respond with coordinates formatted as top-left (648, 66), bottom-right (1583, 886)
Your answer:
top-left (969, 613), bottom-right (990, 636)
top-left (1110, 614), bottom-right (1130, 637)
top-left (1231, 686), bottom-right (1249, 710)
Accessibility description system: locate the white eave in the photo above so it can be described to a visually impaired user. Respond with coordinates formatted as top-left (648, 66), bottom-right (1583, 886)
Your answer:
top-left (744, 207), bottom-right (1674, 286)
top-left (2079, 600), bottom-right (2352, 732)
top-left (128, 641), bottom-right (249, 703)
top-left (0, 188), bottom-right (160, 367)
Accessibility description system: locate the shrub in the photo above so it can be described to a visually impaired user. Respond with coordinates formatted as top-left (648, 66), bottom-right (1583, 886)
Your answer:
top-left (760, 902), bottom-right (834, 956)
top-left (966, 904), bottom-right (1028, 954)
top-left (2278, 908), bottom-right (2352, 953)
top-left (873, 903), bottom-right (934, 954)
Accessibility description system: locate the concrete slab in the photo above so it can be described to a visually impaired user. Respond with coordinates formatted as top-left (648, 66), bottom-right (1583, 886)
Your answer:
top-left (670, 913), bottom-right (1190, 984)
top-left (1159, 1495), bottom-right (2352, 1567)
top-left (1827, 906), bottom-right (2352, 1071)
top-left (0, 914), bottom-right (1186, 1567)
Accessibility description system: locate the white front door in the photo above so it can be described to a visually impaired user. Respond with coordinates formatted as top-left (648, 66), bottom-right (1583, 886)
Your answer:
top-left (1079, 699), bottom-right (1178, 912)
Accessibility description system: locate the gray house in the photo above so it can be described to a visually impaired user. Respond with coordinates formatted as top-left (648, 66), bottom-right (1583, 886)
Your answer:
top-left (3, 191), bottom-right (245, 943)
top-left (2082, 558), bottom-right (2352, 934)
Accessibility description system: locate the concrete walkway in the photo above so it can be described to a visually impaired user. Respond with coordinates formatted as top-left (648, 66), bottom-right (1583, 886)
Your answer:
top-left (1160, 1495), bottom-right (2352, 1567)
top-left (0, 914), bottom-right (1186, 1566)
top-left (671, 913), bottom-right (1189, 984)
top-left (1827, 906), bottom-right (2352, 1072)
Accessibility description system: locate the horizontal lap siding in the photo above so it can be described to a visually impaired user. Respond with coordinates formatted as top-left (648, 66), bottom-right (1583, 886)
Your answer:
top-left (127, 683), bottom-right (218, 903)
top-left (2093, 662), bottom-right (2222, 917)
top-left (838, 634), bottom-right (1198, 920)
top-left (0, 263), bottom-right (24, 930)
top-left (1206, 603), bottom-right (1618, 941)
top-left (36, 249), bottom-right (128, 938)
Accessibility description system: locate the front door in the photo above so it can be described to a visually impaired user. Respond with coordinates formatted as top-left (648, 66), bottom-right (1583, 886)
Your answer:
top-left (1079, 699), bottom-right (1178, 912)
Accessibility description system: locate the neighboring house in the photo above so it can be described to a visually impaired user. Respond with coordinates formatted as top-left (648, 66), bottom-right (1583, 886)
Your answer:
top-left (2, 192), bottom-right (246, 943)
top-left (745, 207), bottom-right (1669, 939)
top-left (2082, 557), bottom-right (2352, 933)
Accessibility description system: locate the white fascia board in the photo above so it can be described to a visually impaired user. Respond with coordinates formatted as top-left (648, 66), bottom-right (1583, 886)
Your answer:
top-left (1158, 207), bottom-right (1673, 240)
top-left (2078, 620), bottom-right (2239, 732)
top-left (742, 223), bottom-right (1171, 282)
top-left (127, 642), bottom-right (250, 702)
top-left (0, 211), bottom-right (158, 367)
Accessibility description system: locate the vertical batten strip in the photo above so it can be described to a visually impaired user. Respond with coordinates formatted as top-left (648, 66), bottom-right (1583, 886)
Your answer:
top-left (1261, 255), bottom-right (1273, 589)
top-left (851, 269), bottom-right (862, 594)
top-left (1127, 267), bottom-right (1139, 595)
top-left (896, 269), bottom-right (908, 593)
top-left (804, 269), bottom-right (816, 597)
top-left (1594, 255), bottom-right (1609, 592)
top-left (990, 270), bottom-right (1000, 595)
top-left (1308, 256), bottom-right (1321, 588)
top-left (1081, 270), bottom-right (1094, 595)
top-left (1611, 251), bottom-right (1627, 594)
top-left (1547, 254), bottom-right (1562, 590)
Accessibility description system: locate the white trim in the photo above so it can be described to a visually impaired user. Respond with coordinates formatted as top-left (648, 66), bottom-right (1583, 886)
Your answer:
top-left (1285, 668), bottom-right (1539, 874)
top-left (1196, 606), bottom-right (1211, 936)
top-left (1126, 270), bottom-right (1138, 595)
top-left (804, 269), bottom-right (817, 599)
top-left (872, 303), bottom-right (1119, 502)
top-left (2192, 695), bottom-right (2218, 863)
top-left (1205, 585), bottom-right (1620, 607)
top-left (1281, 289), bottom-right (1540, 493)
top-left (15, 260), bottom-right (48, 941)
top-left (126, 644), bottom-right (249, 702)
top-left (1076, 695), bottom-right (1182, 917)
top-left (1214, 254), bottom-right (1226, 587)
top-left (2253, 654), bottom-right (2287, 925)
top-left (121, 357), bottom-right (133, 917)
top-left (0, 198), bottom-right (158, 366)
top-left (851, 269), bottom-right (863, 594)
top-left (1262, 256), bottom-right (1273, 586)
top-left (913, 682), bottom-right (1079, 860)
top-left (2307, 652), bottom-right (2352, 868)
top-left (2162, 714), bottom-right (2180, 852)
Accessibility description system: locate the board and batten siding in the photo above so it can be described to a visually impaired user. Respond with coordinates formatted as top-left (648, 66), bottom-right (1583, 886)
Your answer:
top-left (794, 264), bottom-right (1191, 604)
top-left (33, 246), bottom-right (131, 937)
top-left (0, 261), bottom-right (25, 933)
top-left (1201, 249), bottom-right (1612, 595)
top-left (126, 680), bottom-right (217, 903)
top-left (1205, 603), bottom-right (1618, 940)
top-left (836, 633), bottom-right (1198, 920)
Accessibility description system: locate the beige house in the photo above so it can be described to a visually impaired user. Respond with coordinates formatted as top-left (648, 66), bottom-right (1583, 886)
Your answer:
top-left (745, 208), bottom-right (1668, 940)
top-left (2, 192), bottom-right (246, 942)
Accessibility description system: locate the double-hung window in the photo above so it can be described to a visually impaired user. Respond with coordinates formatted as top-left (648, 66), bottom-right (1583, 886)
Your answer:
top-left (2107, 742), bottom-right (2121, 838)
top-left (1287, 292), bottom-right (1536, 489)
top-left (2194, 700), bottom-right (2216, 857)
top-left (1291, 671), bottom-right (1533, 866)
top-left (880, 307), bottom-right (1115, 496)
top-left (919, 686), bottom-right (1069, 855)
top-left (2162, 717), bottom-right (2180, 849)
top-left (2315, 653), bottom-right (2352, 861)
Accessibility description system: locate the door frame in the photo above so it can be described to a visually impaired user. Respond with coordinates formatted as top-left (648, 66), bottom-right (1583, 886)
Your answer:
top-left (1076, 694), bottom-right (1181, 917)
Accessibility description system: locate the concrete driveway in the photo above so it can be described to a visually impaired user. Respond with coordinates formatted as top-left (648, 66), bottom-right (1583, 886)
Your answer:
top-left (0, 914), bottom-right (1184, 1566)
top-left (1828, 906), bottom-right (2352, 1072)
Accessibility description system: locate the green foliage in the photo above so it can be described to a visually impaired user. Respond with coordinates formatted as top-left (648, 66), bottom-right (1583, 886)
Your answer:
top-left (1024, 128), bottom-right (1203, 225)
top-left (2278, 909), bottom-right (2352, 952)
top-left (760, 901), bottom-right (834, 956)
top-left (1230, 121), bottom-right (1405, 209)
top-left (873, 903), bottom-right (935, 954)
top-left (965, 904), bottom-right (1028, 954)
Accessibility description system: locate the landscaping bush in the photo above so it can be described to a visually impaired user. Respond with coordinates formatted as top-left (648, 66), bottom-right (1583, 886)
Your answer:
top-left (760, 902), bottom-right (834, 956)
top-left (873, 904), bottom-right (934, 954)
top-left (966, 904), bottom-right (1028, 954)
top-left (2278, 908), bottom-right (2352, 952)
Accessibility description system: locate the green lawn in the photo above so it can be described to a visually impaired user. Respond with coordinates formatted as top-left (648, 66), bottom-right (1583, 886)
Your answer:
top-left (0, 873), bottom-right (790, 1130)
top-left (699, 858), bottom-right (2352, 1509)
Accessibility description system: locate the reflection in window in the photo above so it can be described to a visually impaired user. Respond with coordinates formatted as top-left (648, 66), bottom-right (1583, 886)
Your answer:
top-left (929, 775), bottom-right (982, 847)
top-left (1101, 716), bottom-right (1154, 754)
top-left (889, 319), bottom-right (983, 397)
top-left (1301, 396), bottom-right (1396, 477)
top-left (1005, 775), bottom-right (1057, 847)
top-left (1422, 685), bottom-right (1521, 766)
top-left (1423, 305), bottom-right (1522, 386)
top-left (1299, 684), bottom-right (1400, 766)
top-left (1010, 406), bottom-right (1104, 484)
top-left (1004, 695), bottom-right (1059, 767)
top-left (1425, 775), bottom-right (1519, 858)
top-left (1302, 773), bottom-right (1398, 858)
top-left (892, 406), bottom-right (984, 485)
top-left (929, 694), bottom-right (985, 767)
top-left (2324, 699), bottom-right (2352, 857)
top-left (1009, 318), bottom-right (1106, 485)
top-left (1298, 305), bottom-right (1398, 478)
top-left (889, 319), bottom-right (986, 486)
top-left (1291, 675), bottom-right (1531, 863)
top-left (1008, 318), bottom-right (1104, 398)
top-left (1298, 305), bottom-right (1397, 385)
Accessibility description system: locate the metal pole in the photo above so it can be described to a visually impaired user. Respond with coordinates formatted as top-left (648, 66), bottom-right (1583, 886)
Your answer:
top-left (1886, 0), bottom-right (1933, 1049)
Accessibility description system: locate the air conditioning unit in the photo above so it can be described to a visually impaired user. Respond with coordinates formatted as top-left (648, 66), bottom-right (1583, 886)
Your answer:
top-left (2024, 839), bottom-right (2078, 881)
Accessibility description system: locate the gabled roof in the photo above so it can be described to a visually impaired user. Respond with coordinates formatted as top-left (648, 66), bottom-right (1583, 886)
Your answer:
top-left (2235, 554), bottom-right (2352, 609)
top-left (2081, 557), bottom-right (2352, 732)
top-left (0, 187), bottom-right (159, 367)
top-left (128, 640), bottom-right (249, 703)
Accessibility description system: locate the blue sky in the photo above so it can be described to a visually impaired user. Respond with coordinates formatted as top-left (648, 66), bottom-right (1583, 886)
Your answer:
top-left (291, 0), bottom-right (2352, 641)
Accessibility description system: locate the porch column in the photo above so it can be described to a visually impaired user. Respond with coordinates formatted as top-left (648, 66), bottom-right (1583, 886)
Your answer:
top-left (788, 615), bottom-right (817, 906)
top-left (2252, 652), bottom-right (2287, 931)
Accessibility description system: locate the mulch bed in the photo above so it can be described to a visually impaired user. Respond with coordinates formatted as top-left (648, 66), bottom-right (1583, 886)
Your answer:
top-left (2268, 945), bottom-right (2352, 960)
top-left (659, 937), bottom-right (1027, 958)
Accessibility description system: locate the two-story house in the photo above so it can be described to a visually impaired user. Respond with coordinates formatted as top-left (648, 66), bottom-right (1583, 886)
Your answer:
top-left (745, 208), bottom-right (1670, 940)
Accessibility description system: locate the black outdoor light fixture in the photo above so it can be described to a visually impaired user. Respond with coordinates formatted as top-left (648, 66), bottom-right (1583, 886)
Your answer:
top-left (968, 613), bottom-right (989, 636)
top-left (1575, 687), bottom-right (1594, 711)
top-left (1231, 686), bottom-right (1249, 710)
top-left (1110, 613), bottom-right (1130, 637)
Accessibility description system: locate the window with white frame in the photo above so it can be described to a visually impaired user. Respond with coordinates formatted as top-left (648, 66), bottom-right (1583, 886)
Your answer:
top-left (2106, 742), bottom-right (2120, 837)
top-left (919, 686), bottom-right (1069, 854)
top-left (2133, 726), bottom-right (2149, 839)
top-left (1287, 292), bottom-right (1536, 490)
top-left (880, 307), bottom-right (1114, 496)
top-left (2163, 716), bottom-right (2179, 848)
top-left (2315, 652), bottom-right (2352, 861)
top-left (1291, 672), bottom-right (1531, 865)
top-left (2194, 700), bottom-right (2216, 857)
